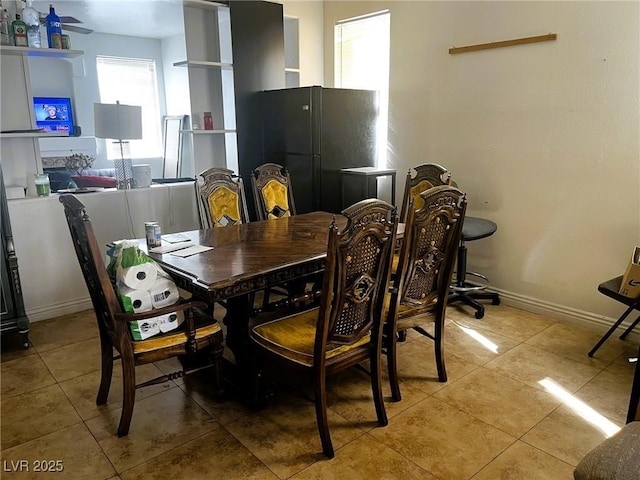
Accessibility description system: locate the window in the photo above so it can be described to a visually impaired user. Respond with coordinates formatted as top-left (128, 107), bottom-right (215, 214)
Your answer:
top-left (335, 11), bottom-right (390, 167)
top-left (96, 56), bottom-right (162, 159)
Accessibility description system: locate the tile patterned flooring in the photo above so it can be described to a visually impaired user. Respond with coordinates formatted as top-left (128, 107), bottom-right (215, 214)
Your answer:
top-left (1, 304), bottom-right (637, 479)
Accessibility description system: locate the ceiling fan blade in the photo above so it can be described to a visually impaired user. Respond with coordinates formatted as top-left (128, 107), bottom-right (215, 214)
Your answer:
top-left (58, 16), bottom-right (82, 24)
top-left (62, 24), bottom-right (94, 34)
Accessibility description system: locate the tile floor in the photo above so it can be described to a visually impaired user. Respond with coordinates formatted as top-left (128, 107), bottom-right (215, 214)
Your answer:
top-left (1, 304), bottom-right (637, 479)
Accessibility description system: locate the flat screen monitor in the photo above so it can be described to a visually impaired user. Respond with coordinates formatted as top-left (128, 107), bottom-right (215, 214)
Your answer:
top-left (33, 97), bottom-right (75, 136)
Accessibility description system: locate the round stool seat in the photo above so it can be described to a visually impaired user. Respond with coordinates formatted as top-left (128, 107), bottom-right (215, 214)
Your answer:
top-left (462, 217), bottom-right (497, 242)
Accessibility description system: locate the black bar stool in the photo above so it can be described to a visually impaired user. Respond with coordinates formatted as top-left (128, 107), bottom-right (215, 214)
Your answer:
top-left (448, 216), bottom-right (500, 319)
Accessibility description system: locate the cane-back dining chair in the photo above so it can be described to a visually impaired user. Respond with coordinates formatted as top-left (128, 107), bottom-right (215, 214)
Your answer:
top-left (196, 167), bottom-right (250, 228)
top-left (399, 163), bottom-right (452, 224)
top-left (251, 162), bottom-right (296, 220)
top-left (59, 194), bottom-right (224, 437)
top-left (250, 199), bottom-right (398, 458)
top-left (385, 185), bottom-right (467, 401)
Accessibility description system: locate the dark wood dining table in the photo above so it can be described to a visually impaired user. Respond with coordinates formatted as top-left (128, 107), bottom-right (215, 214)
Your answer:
top-left (143, 211), bottom-right (345, 405)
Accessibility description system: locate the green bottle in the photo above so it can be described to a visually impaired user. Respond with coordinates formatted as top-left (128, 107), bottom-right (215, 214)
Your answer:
top-left (11, 13), bottom-right (27, 47)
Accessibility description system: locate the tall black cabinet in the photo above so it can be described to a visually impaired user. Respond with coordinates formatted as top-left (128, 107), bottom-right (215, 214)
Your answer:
top-left (229, 0), bottom-right (285, 218)
top-left (0, 169), bottom-right (29, 348)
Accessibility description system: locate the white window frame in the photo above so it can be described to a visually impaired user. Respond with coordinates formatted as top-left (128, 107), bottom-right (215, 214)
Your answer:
top-left (96, 55), bottom-right (162, 160)
top-left (335, 10), bottom-right (390, 167)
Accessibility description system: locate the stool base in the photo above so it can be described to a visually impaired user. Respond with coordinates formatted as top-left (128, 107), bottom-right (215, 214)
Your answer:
top-left (448, 243), bottom-right (500, 319)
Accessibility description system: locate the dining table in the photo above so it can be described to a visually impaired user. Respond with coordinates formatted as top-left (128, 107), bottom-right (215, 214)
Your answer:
top-left (143, 211), bottom-right (346, 406)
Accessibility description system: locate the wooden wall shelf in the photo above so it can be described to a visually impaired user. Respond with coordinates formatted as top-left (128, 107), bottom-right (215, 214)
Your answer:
top-left (449, 33), bottom-right (557, 55)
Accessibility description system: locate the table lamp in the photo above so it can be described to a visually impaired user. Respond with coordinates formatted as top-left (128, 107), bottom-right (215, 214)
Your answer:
top-left (93, 101), bottom-right (142, 190)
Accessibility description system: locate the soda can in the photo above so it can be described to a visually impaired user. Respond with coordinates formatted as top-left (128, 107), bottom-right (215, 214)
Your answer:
top-left (145, 222), bottom-right (161, 249)
top-left (61, 34), bottom-right (70, 49)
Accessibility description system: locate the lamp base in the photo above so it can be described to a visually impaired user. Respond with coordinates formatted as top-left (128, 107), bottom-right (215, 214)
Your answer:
top-left (114, 157), bottom-right (134, 190)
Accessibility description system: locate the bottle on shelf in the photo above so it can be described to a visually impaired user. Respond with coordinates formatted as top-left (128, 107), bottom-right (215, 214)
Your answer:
top-left (11, 13), bottom-right (28, 47)
top-left (22, 0), bottom-right (41, 48)
top-left (45, 4), bottom-right (61, 49)
top-left (0, 8), bottom-right (11, 46)
top-left (204, 112), bottom-right (214, 130)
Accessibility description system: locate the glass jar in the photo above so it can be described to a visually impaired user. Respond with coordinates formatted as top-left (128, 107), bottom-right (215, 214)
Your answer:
top-left (34, 173), bottom-right (51, 197)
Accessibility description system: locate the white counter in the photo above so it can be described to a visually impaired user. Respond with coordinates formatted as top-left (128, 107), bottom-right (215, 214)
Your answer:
top-left (8, 182), bottom-right (200, 321)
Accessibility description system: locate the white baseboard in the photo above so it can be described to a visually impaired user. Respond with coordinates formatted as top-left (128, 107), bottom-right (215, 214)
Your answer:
top-left (489, 286), bottom-right (639, 342)
top-left (27, 298), bottom-right (93, 323)
top-left (27, 288), bottom-right (639, 344)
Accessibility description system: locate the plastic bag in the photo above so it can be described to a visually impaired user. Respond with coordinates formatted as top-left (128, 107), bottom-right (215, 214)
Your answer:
top-left (107, 240), bottom-right (183, 340)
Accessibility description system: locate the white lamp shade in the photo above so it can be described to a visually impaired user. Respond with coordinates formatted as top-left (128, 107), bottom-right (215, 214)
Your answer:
top-left (94, 102), bottom-right (143, 140)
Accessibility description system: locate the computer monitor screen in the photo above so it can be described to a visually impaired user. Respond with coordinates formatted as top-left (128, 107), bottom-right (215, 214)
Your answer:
top-left (33, 97), bottom-right (75, 136)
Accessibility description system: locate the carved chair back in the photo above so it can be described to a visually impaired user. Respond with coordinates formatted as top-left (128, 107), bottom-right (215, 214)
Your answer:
top-left (393, 185), bottom-right (466, 316)
top-left (315, 199), bottom-right (398, 352)
top-left (197, 168), bottom-right (250, 228)
top-left (399, 163), bottom-right (452, 223)
top-left (251, 162), bottom-right (297, 221)
top-left (59, 194), bottom-right (125, 347)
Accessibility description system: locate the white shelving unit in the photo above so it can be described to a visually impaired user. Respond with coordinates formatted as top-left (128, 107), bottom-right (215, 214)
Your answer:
top-left (0, 46), bottom-right (84, 195)
top-left (0, 131), bottom-right (69, 139)
top-left (180, 129), bottom-right (235, 134)
top-left (284, 16), bottom-right (300, 88)
top-left (180, 1), bottom-right (238, 176)
top-left (0, 45), bottom-right (83, 58)
top-left (173, 60), bottom-right (233, 69)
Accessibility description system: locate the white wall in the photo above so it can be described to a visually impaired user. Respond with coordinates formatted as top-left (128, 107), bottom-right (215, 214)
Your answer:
top-left (321, 1), bottom-right (640, 328)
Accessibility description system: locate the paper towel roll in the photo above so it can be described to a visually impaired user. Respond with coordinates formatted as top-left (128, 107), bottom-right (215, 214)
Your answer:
top-left (149, 276), bottom-right (180, 309)
top-left (157, 311), bottom-right (184, 333)
top-left (118, 286), bottom-right (153, 313)
top-left (118, 263), bottom-right (158, 291)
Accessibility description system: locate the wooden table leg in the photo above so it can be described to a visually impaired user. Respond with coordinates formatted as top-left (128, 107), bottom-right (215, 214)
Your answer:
top-left (223, 294), bottom-right (273, 408)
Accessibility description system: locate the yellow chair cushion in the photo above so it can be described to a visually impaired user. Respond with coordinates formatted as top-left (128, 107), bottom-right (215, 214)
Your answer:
top-left (132, 321), bottom-right (221, 354)
top-left (251, 308), bottom-right (370, 367)
top-left (208, 186), bottom-right (242, 226)
top-left (409, 180), bottom-right (435, 211)
top-left (262, 179), bottom-right (290, 219)
top-left (384, 290), bottom-right (438, 327)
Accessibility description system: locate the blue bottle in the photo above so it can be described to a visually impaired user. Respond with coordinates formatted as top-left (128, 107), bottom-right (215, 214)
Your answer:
top-left (45, 4), bottom-right (61, 49)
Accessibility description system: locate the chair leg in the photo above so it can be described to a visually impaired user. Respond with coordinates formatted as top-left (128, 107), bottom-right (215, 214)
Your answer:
top-left (212, 344), bottom-right (225, 402)
top-left (588, 305), bottom-right (636, 357)
top-left (118, 357), bottom-right (136, 437)
top-left (620, 315), bottom-right (640, 340)
top-left (387, 330), bottom-right (402, 402)
top-left (434, 319), bottom-right (447, 383)
top-left (370, 341), bottom-right (388, 426)
top-left (313, 367), bottom-right (334, 458)
top-left (96, 334), bottom-right (114, 405)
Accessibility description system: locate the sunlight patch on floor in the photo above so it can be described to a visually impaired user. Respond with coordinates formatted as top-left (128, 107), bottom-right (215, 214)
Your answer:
top-left (456, 322), bottom-right (499, 354)
top-left (539, 377), bottom-right (621, 437)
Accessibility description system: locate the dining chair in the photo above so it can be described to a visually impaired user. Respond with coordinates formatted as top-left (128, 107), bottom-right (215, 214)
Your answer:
top-left (59, 194), bottom-right (224, 436)
top-left (399, 163), bottom-right (500, 319)
top-left (251, 162), bottom-right (296, 220)
top-left (399, 163), bottom-right (452, 224)
top-left (196, 167), bottom-right (250, 229)
top-left (385, 185), bottom-right (467, 401)
top-left (250, 199), bottom-right (398, 458)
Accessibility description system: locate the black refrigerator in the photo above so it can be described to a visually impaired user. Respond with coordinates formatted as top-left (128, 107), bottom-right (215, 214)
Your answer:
top-left (262, 86), bottom-right (378, 214)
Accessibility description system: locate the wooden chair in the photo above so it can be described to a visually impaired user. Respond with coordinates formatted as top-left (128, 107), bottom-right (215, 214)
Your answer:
top-left (59, 194), bottom-right (224, 437)
top-left (251, 162), bottom-right (296, 220)
top-left (399, 163), bottom-right (452, 224)
top-left (196, 167), bottom-right (250, 229)
top-left (250, 199), bottom-right (398, 458)
top-left (385, 185), bottom-right (467, 401)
